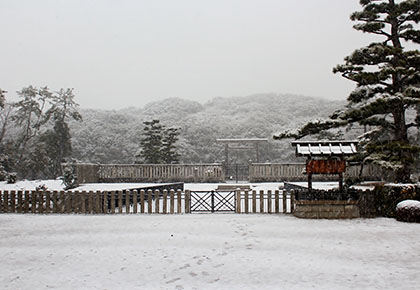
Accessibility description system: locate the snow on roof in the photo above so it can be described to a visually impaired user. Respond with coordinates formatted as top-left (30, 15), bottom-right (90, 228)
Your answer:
top-left (291, 140), bottom-right (358, 157)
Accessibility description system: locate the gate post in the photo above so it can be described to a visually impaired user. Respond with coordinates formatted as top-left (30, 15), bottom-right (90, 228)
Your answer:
top-left (236, 189), bottom-right (241, 214)
top-left (185, 190), bottom-right (191, 214)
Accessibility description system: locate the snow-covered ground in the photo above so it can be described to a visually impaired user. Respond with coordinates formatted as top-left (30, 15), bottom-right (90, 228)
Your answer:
top-left (0, 180), bottom-right (284, 192)
top-left (0, 180), bottom-right (379, 193)
top-left (1, 214), bottom-right (419, 290)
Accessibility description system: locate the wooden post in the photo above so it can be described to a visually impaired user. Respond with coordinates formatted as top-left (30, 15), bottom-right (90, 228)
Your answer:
top-left (70, 191), bottom-right (76, 213)
top-left (10, 190), bottom-right (16, 213)
top-left (185, 190), bottom-right (190, 214)
top-left (125, 191), bottom-right (131, 214)
top-left (339, 173), bottom-right (344, 192)
top-left (290, 190), bottom-right (295, 214)
top-left (162, 189), bottom-right (168, 214)
top-left (110, 191), bottom-right (116, 214)
top-left (236, 189), bottom-right (241, 214)
top-left (267, 190), bottom-right (272, 214)
top-left (92, 191), bottom-right (97, 214)
top-left (72, 191), bottom-right (78, 213)
top-left (170, 189), bottom-right (175, 214)
top-left (31, 191), bottom-right (36, 213)
top-left (140, 190), bottom-right (145, 213)
top-left (81, 191), bottom-right (86, 214)
top-left (52, 191), bottom-right (58, 213)
top-left (3, 191), bottom-right (9, 213)
top-left (88, 191), bottom-right (94, 214)
top-left (38, 191), bottom-right (44, 214)
top-left (133, 190), bottom-right (138, 214)
top-left (118, 191), bottom-right (123, 214)
top-left (24, 191), bottom-right (30, 213)
top-left (275, 190), bottom-right (279, 214)
top-left (60, 191), bottom-right (65, 213)
top-left (155, 190), bottom-right (160, 214)
top-left (45, 191), bottom-right (51, 214)
top-left (252, 190), bottom-right (257, 213)
top-left (96, 191), bottom-right (102, 214)
top-left (103, 191), bottom-right (109, 214)
top-left (308, 174), bottom-right (313, 191)
top-left (177, 189), bottom-right (182, 214)
top-left (0, 191), bottom-right (3, 213)
top-left (283, 191), bottom-right (287, 213)
top-left (259, 190), bottom-right (264, 213)
top-left (244, 190), bottom-right (249, 214)
top-left (17, 191), bottom-right (23, 213)
top-left (147, 190), bottom-right (152, 214)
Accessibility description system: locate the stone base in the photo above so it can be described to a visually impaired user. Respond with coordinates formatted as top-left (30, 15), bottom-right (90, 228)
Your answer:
top-left (294, 200), bottom-right (360, 219)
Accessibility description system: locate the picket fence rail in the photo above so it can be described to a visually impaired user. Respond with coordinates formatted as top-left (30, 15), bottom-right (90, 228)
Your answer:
top-left (0, 189), bottom-right (294, 215)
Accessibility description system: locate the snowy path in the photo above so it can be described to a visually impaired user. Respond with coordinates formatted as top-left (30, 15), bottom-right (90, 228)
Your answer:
top-left (0, 214), bottom-right (419, 290)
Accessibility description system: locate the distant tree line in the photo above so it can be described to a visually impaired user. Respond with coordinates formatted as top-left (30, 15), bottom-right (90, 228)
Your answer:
top-left (0, 86), bottom-right (82, 181)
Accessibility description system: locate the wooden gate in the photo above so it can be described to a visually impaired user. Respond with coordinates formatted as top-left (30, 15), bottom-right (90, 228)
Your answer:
top-left (190, 191), bottom-right (236, 213)
top-left (225, 164), bottom-right (249, 182)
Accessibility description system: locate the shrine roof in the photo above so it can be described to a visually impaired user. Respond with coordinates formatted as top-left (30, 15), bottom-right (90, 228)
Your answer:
top-left (291, 140), bottom-right (358, 157)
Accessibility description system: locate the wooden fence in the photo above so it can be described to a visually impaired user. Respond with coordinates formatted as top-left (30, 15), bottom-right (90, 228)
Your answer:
top-left (76, 164), bottom-right (225, 183)
top-left (75, 163), bottom-right (385, 184)
top-left (0, 189), bottom-right (294, 214)
top-left (249, 163), bottom-right (384, 182)
top-left (234, 190), bottom-right (294, 214)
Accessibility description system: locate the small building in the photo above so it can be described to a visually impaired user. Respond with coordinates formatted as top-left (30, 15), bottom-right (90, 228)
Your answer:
top-left (291, 140), bottom-right (358, 191)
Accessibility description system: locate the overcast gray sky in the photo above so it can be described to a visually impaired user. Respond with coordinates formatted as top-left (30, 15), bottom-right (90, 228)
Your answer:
top-left (1, 0), bottom-right (375, 110)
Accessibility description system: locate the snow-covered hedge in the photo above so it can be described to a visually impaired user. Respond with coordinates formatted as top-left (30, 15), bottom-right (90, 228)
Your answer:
top-left (395, 200), bottom-right (420, 223)
top-left (373, 184), bottom-right (420, 218)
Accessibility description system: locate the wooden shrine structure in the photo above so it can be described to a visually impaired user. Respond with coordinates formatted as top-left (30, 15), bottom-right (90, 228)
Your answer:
top-left (291, 140), bottom-right (358, 191)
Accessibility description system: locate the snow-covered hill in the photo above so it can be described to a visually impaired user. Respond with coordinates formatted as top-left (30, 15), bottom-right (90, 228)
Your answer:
top-left (69, 93), bottom-right (344, 164)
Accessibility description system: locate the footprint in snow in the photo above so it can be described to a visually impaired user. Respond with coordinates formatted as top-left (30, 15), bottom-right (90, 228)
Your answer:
top-left (166, 277), bottom-right (181, 284)
top-left (179, 264), bottom-right (190, 270)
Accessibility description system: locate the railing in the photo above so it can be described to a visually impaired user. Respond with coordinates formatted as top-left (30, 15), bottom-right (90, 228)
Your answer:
top-left (75, 163), bottom-right (385, 184)
top-left (0, 189), bottom-right (294, 214)
top-left (76, 163), bottom-right (225, 183)
top-left (249, 163), bottom-right (384, 182)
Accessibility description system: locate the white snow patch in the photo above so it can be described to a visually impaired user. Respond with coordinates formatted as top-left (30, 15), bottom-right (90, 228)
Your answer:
top-left (286, 181), bottom-right (340, 190)
top-left (397, 199), bottom-right (420, 210)
top-left (0, 179), bottom-right (65, 191)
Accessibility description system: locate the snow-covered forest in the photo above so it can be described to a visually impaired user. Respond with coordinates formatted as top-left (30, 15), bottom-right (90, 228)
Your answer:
top-left (69, 93), bottom-right (344, 165)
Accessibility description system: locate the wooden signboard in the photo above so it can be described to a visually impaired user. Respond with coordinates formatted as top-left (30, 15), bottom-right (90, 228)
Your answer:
top-left (306, 159), bottom-right (346, 174)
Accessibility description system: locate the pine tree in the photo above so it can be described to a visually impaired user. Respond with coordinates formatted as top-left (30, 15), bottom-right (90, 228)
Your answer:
top-left (47, 88), bottom-right (82, 177)
top-left (136, 120), bottom-right (180, 164)
top-left (161, 127), bottom-right (180, 164)
top-left (11, 86), bottom-right (81, 179)
top-left (275, 0), bottom-right (420, 183)
top-left (40, 120), bottom-right (73, 178)
top-left (137, 119), bottom-right (164, 164)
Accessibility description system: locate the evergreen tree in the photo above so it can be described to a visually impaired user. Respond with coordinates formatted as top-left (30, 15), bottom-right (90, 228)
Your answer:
top-left (275, 0), bottom-right (420, 183)
top-left (161, 127), bottom-right (180, 163)
top-left (10, 86), bottom-right (81, 179)
top-left (46, 88), bottom-right (82, 177)
top-left (39, 120), bottom-right (73, 178)
top-left (136, 120), bottom-right (180, 164)
top-left (137, 119), bottom-right (164, 164)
